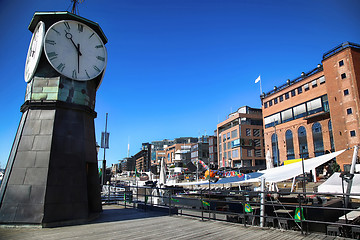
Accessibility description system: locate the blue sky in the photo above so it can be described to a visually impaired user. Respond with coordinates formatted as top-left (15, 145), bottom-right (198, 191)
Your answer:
top-left (0, 0), bottom-right (359, 168)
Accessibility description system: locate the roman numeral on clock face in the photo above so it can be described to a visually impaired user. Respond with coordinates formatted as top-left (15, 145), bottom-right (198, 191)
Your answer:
top-left (47, 52), bottom-right (58, 61)
top-left (64, 22), bottom-right (70, 30)
top-left (57, 63), bottom-right (65, 72)
top-left (93, 65), bottom-right (101, 72)
top-left (96, 56), bottom-right (105, 61)
top-left (72, 70), bottom-right (77, 79)
top-left (45, 40), bottom-right (56, 45)
top-left (78, 24), bottom-right (83, 33)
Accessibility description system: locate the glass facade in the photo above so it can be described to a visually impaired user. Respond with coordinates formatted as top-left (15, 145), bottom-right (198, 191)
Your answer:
top-left (264, 95), bottom-right (329, 128)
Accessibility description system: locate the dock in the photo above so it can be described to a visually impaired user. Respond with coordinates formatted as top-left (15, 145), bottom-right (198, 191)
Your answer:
top-left (0, 205), bottom-right (349, 240)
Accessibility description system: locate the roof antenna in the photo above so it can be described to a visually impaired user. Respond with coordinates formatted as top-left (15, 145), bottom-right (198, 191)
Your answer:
top-left (70, 0), bottom-right (84, 15)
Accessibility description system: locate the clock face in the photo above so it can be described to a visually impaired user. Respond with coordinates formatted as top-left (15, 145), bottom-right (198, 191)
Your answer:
top-left (44, 20), bottom-right (107, 81)
top-left (24, 21), bottom-right (45, 82)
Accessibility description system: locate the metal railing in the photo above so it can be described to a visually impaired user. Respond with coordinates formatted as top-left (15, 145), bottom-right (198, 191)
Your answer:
top-left (102, 183), bottom-right (360, 238)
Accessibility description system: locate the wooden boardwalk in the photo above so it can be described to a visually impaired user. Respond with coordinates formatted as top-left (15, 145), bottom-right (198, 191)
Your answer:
top-left (0, 205), bottom-right (349, 240)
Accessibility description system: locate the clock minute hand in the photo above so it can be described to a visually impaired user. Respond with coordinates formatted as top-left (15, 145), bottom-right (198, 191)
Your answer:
top-left (65, 32), bottom-right (82, 56)
top-left (77, 44), bottom-right (80, 73)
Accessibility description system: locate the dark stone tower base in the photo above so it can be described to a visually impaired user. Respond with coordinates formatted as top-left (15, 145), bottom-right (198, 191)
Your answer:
top-left (0, 101), bottom-right (102, 226)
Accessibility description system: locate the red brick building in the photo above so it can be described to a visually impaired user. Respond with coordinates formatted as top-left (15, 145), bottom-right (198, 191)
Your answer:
top-left (261, 42), bottom-right (360, 170)
top-left (217, 106), bottom-right (265, 172)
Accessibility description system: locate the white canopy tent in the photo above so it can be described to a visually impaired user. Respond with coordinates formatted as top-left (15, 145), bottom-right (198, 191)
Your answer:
top-left (318, 172), bottom-right (360, 199)
top-left (170, 149), bottom-right (347, 186)
top-left (246, 149), bottom-right (347, 183)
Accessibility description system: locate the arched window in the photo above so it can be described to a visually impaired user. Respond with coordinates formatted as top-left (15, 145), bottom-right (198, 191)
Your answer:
top-left (285, 130), bottom-right (295, 160)
top-left (271, 134), bottom-right (279, 166)
top-left (312, 122), bottom-right (324, 157)
top-left (298, 126), bottom-right (309, 159)
top-left (328, 120), bottom-right (335, 151)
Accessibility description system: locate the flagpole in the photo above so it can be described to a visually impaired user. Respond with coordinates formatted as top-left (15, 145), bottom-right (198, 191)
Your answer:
top-left (255, 75), bottom-right (262, 95)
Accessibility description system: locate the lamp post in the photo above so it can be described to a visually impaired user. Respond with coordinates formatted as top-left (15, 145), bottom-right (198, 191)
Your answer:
top-left (228, 158), bottom-right (232, 171)
top-left (301, 146), bottom-right (306, 195)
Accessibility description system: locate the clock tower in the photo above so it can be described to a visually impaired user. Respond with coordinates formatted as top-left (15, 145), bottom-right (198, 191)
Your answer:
top-left (0, 12), bottom-right (107, 226)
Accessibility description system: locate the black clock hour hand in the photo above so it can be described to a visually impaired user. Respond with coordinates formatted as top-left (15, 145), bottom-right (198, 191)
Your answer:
top-left (65, 32), bottom-right (82, 56)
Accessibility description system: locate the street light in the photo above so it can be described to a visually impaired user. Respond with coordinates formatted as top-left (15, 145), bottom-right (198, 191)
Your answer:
top-left (228, 158), bottom-right (232, 171)
top-left (301, 146), bottom-right (306, 195)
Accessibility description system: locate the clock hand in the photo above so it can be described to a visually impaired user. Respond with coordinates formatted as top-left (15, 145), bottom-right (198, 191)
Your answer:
top-left (65, 32), bottom-right (82, 56)
top-left (77, 43), bottom-right (80, 73)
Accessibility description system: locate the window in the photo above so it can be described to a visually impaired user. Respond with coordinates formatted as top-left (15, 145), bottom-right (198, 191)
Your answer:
top-left (227, 142), bottom-right (231, 149)
top-left (291, 89), bottom-right (296, 97)
top-left (298, 126), bottom-right (309, 159)
top-left (339, 60), bottom-right (344, 67)
top-left (253, 139), bottom-right (261, 147)
top-left (307, 98), bottom-right (322, 115)
top-left (279, 95), bottom-right (283, 102)
top-left (347, 108), bottom-right (353, 114)
top-left (322, 95), bottom-right (329, 112)
top-left (254, 149), bottom-right (262, 157)
top-left (341, 73), bottom-right (347, 79)
top-left (232, 149), bottom-right (239, 158)
top-left (246, 128), bottom-right (251, 136)
top-left (329, 120), bottom-right (335, 151)
top-left (297, 87), bottom-right (303, 94)
top-left (231, 130), bottom-right (238, 138)
top-left (264, 102), bottom-right (268, 108)
top-left (227, 132), bottom-right (230, 139)
top-left (281, 108), bottom-right (293, 123)
top-left (274, 98), bottom-right (278, 104)
top-left (223, 143), bottom-right (226, 151)
top-left (285, 92), bottom-right (289, 99)
top-left (228, 151), bottom-right (231, 159)
top-left (231, 139), bottom-right (240, 148)
top-left (344, 89), bottom-right (349, 96)
top-left (304, 83), bottom-right (309, 91)
top-left (312, 80), bottom-right (317, 87)
top-left (319, 76), bottom-right (326, 84)
top-left (350, 130), bottom-right (356, 137)
top-left (293, 104), bottom-right (306, 119)
top-left (247, 149), bottom-right (252, 157)
top-left (264, 113), bottom-right (281, 128)
top-left (312, 122), bottom-right (324, 157)
top-left (285, 130), bottom-right (295, 160)
top-left (269, 100), bottom-right (273, 106)
top-left (271, 134), bottom-right (279, 166)
top-left (253, 129), bottom-right (260, 137)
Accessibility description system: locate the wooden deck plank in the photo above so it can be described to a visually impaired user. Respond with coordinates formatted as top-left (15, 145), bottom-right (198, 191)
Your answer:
top-left (0, 205), bottom-right (348, 240)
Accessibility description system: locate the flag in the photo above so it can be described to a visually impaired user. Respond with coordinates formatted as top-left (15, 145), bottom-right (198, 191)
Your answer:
top-left (255, 75), bottom-right (261, 83)
top-left (244, 203), bottom-right (253, 213)
top-left (294, 207), bottom-right (305, 222)
top-left (202, 200), bottom-right (210, 207)
top-left (135, 168), bottom-right (140, 177)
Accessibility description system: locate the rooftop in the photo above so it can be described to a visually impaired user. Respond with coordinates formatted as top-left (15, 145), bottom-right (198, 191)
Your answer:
top-left (261, 41), bottom-right (360, 100)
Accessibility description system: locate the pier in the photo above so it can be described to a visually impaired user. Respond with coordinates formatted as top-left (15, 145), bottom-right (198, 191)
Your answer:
top-left (0, 205), bottom-right (349, 240)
